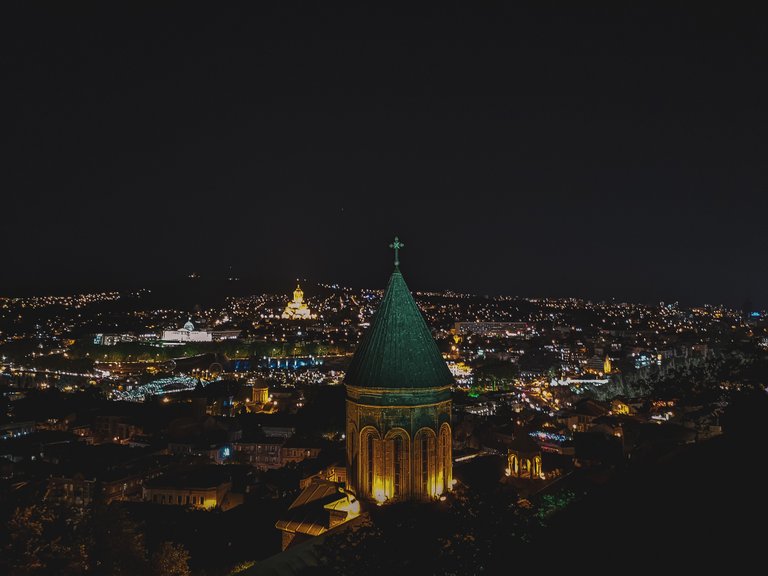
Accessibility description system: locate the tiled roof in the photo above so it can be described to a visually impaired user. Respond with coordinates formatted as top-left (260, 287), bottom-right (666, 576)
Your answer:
top-left (344, 269), bottom-right (453, 389)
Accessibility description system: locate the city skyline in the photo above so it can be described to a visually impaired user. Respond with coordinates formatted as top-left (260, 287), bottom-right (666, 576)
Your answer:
top-left (4, 4), bottom-right (768, 306)
top-left (2, 5), bottom-right (766, 574)
top-left (2, 230), bottom-right (764, 574)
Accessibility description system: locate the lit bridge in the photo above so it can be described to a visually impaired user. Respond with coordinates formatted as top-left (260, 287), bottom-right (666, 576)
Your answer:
top-left (111, 375), bottom-right (219, 402)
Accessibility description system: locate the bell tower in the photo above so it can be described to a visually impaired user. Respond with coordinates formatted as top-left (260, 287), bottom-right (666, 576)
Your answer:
top-left (345, 238), bottom-right (454, 503)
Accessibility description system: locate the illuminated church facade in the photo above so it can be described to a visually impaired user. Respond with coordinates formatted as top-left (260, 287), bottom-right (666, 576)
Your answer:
top-left (281, 284), bottom-right (316, 319)
top-left (345, 238), bottom-right (454, 503)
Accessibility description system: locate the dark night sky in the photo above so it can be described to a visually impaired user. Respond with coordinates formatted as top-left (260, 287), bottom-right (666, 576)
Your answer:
top-left (3, 3), bottom-right (767, 306)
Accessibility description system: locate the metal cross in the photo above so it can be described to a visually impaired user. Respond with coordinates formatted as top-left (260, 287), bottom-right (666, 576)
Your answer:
top-left (389, 236), bottom-right (405, 268)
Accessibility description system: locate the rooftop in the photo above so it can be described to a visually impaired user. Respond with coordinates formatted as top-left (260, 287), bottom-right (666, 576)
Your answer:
top-left (275, 480), bottom-right (346, 536)
top-left (144, 465), bottom-right (233, 490)
top-left (344, 269), bottom-right (453, 390)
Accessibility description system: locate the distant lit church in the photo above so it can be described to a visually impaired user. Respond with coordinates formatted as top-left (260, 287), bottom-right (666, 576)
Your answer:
top-left (281, 284), bottom-right (316, 320)
top-left (345, 237), bottom-right (454, 503)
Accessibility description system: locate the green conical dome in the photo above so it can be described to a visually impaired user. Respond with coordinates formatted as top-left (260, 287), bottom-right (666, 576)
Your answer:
top-left (344, 269), bottom-right (454, 389)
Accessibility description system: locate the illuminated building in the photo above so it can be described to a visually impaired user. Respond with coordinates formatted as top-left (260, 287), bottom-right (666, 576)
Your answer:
top-left (248, 378), bottom-right (274, 413)
top-left (611, 399), bottom-right (631, 415)
top-left (447, 361), bottom-right (474, 386)
top-left (161, 319), bottom-right (213, 343)
top-left (506, 435), bottom-right (543, 479)
top-left (47, 471), bottom-right (145, 507)
top-left (584, 355), bottom-right (606, 375)
top-left (252, 383), bottom-right (269, 404)
top-left (345, 238), bottom-right (454, 504)
top-left (453, 321), bottom-right (528, 337)
top-left (161, 319), bottom-right (240, 343)
top-left (276, 479), bottom-right (360, 550)
top-left (603, 356), bottom-right (613, 375)
top-left (142, 467), bottom-right (242, 511)
top-left (232, 436), bottom-right (321, 469)
top-left (281, 284), bottom-right (316, 319)
top-left (232, 438), bottom-right (284, 469)
top-left (93, 333), bottom-right (137, 346)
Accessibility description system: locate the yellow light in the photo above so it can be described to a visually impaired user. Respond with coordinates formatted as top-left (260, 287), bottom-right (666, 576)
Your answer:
top-left (347, 499), bottom-right (360, 515)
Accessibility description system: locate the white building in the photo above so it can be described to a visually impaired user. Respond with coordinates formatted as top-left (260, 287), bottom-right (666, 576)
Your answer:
top-left (161, 319), bottom-right (213, 343)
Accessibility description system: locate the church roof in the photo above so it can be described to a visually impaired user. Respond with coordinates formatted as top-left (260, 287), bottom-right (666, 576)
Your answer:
top-left (344, 268), bottom-right (454, 390)
top-left (275, 480), bottom-right (346, 537)
top-left (508, 433), bottom-right (542, 454)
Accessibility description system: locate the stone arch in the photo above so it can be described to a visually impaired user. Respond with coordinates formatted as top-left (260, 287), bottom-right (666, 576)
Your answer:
top-left (509, 452), bottom-right (519, 475)
top-left (359, 426), bottom-right (382, 499)
top-left (508, 450), bottom-right (542, 479)
top-left (384, 428), bottom-right (411, 500)
top-left (438, 422), bottom-right (452, 495)
top-left (413, 427), bottom-right (437, 499)
top-left (533, 454), bottom-right (542, 478)
top-left (346, 422), bottom-right (358, 474)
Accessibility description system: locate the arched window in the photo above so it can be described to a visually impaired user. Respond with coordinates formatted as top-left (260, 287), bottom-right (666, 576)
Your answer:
top-left (385, 428), bottom-right (410, 500)
top-left (347, 422), bottom-right (357, 466)
top-left (438, 423), bottom-right (452, 494)
top-left (393, 435), bottom-right (403, 497)
top-left (367, 434), bottom-right (375, 489)
top-left (359, 427), bottom-right (381, 499)
top-left (413, 428), bottom-right (436, 498)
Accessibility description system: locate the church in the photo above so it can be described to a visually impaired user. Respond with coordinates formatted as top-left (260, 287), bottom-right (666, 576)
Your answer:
top-left (267, 239), bottom-right (455, 568)
top-left (281, 283), bottom-right (316, 320)
top-left (345, 237), bottom-right (454, 503)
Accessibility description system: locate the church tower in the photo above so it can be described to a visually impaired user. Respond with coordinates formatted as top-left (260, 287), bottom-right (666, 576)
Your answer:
top-left (345, 238), bottom-right (454, 504)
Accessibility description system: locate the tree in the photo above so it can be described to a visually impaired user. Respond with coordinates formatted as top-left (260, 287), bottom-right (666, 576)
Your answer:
top-left (2, 503), bottom-right (196, 576)
top-left (2, 503), bottom-right (88, 576)
top-left (150, 542), bottom-right (191, 576)
top-left (88, 504), bottom-right (148, 575)
top-left (721, 387), bottom-right (768, 442)
top-left (314, 485), bottom-right (541, 575)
